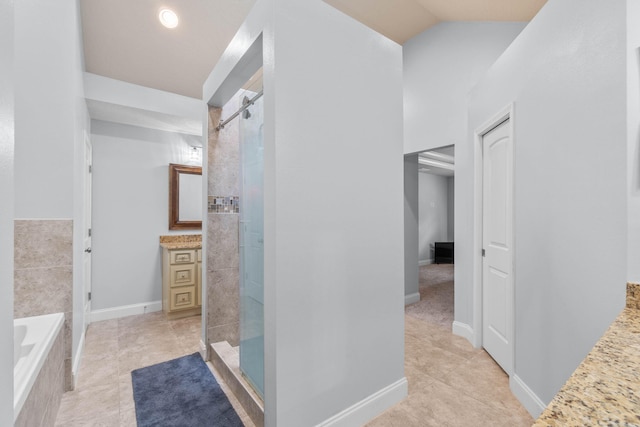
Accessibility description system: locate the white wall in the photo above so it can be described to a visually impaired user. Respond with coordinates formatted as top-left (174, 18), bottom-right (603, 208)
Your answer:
top-left (418, 172), bottom-right (449, 263)
top-left (84, 73), bottom-right (203, 124)
top-left (465, 0), bottom-right (626, 412)
top-left (91, 120), bottom-right (202, 310)
top-left (204, 1), bottom-right (406, 425)
top-left (405, 155), bottom-right (419, 302)
top-left (14, 0), bottom-right (89, 386)
top-left (628, 0), bottom-right (640, 282)
top-left (269, 4), bottom-right (405, 424)
top-left (14, 0), bottom-right (84, 219)
top-left (84, 73), bottom-right (203, 136)
top-left (86, 76), bottom-right (205, 314)
top-left (403, 21), bottom-right (526, 353)
top-left (0, 0), bottom-right (14, 422)
top-left (403, 22), bottom-right (526, 154)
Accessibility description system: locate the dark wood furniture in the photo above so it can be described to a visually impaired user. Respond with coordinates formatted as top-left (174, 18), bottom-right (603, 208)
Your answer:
top-left (434, 242), bottom-right (454, 264)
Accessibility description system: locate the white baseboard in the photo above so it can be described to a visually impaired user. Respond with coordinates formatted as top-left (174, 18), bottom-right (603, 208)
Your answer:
top-left (419, 259), bottom-right (434, 266)
top-left (90, 300), bottom-right (162, 322)
top-left (71, 330), bottom-right (86, 390)
top-left (452, 321), bottom-right (476, 346)
top-left (510, 374), bottom-right (546, 419)
top-left (404, 292), bottom-right (420, 306)
top-left (316, 378), bottom-right (408, 427)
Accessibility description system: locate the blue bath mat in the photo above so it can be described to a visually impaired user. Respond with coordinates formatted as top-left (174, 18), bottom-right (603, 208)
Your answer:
top-left (131, 352), bottom-right (243, 427)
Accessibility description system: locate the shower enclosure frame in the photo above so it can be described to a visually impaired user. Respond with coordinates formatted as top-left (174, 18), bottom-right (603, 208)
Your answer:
top-left (238, 88), bottom-right (265, 398)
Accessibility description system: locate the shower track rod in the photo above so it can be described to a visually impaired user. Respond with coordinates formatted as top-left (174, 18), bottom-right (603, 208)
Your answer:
top-left (215, 89), bottom-right (264, 131)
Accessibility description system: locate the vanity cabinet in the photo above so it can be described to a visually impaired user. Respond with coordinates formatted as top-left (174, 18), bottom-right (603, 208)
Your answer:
top-left (162, 247), bottom-right (202, 319)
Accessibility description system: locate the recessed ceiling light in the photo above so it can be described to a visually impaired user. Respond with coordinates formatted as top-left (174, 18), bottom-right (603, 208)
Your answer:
top-left (159, 8), bottom-right (179, 29)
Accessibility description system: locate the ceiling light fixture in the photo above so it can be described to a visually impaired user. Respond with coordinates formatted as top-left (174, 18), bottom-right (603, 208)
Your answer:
top-left (159, 8), bottom-right (179, 29)
top-left (189, 146), bottom-right (202, 164)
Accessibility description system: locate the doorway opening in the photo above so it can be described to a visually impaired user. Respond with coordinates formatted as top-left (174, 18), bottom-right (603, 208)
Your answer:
top-left (398, 137), bottom-right (531, 426)
top-left (206, 61), bottom-right (266, 427)
top-left (405, 145), bottom-right (455, 329)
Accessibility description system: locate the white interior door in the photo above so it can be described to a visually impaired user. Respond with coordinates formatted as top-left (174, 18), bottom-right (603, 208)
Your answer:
top-left (482, 118), bottom-right (513, 374)
top-left (84, 136), bottom-right (93, 329)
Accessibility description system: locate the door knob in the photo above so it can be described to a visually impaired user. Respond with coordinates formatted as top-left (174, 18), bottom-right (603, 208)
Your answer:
top-left (85, 247), bottom-right (92, 253)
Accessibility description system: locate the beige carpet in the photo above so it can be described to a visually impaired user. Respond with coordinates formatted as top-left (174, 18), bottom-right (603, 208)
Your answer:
top-left (405, 264), bottom-right (454, 329)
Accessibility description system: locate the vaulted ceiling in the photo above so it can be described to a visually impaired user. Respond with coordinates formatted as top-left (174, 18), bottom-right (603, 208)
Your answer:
top-left (324, 0), bottom-right (545, 44)
top-left (79, 0), bottom-right (546, 99)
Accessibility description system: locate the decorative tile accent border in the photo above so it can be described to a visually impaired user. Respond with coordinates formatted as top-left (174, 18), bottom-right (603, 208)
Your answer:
top-left (208, 196), bottom-right (239, 214)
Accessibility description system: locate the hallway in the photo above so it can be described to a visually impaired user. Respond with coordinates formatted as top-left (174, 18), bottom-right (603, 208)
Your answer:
top-left (367, 316), bottom-right (533, 426)
top-left (368, 264), bottom-right (533, 426)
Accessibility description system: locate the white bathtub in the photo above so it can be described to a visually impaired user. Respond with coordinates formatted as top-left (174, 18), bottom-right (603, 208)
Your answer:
top-left (13, 313), bottom-right (64, 421)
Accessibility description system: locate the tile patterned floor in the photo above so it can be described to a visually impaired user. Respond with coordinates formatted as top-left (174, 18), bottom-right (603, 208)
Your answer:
top-left (366, 316), bottom-right (534, 426)
top-left (367, 264), bottom-right (533, 426)
top-left (54, 313), bottom-right (255, 427)
top-left (56, 302), bottom-right (533, 426)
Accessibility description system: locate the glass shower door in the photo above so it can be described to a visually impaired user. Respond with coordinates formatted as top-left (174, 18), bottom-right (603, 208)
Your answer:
top-left (239, 90), bottom-right (264, 397)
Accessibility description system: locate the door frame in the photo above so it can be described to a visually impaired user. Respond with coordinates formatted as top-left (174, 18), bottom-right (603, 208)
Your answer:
top-left (472, 103), bottom-right (516, 374)
top-left (83, 132), bottom-right (93, 331)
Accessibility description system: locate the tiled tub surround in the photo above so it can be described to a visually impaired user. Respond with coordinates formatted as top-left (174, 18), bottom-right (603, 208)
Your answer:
top-left (534, 282), bottom-right (640, 426)
top-left (207, 104), bottom-right (241, 349)
top-left (14, 313), bottom-right (65, 427)
top-left (14, 219), bottom-right (74, 391)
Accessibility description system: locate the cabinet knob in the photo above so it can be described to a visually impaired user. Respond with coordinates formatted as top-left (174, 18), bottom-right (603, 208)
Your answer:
top-left (84, 247), bottom-right (92, 253)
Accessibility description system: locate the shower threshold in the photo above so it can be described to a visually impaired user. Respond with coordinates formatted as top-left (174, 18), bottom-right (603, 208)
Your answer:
top-left (210, 341), bottom-right (264, 427)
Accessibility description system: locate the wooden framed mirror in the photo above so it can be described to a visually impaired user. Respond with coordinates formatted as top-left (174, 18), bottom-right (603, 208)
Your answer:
top-left (169, 164), bottom-right (203, 230)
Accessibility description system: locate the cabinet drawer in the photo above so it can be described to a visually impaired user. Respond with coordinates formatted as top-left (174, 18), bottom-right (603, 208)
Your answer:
top-left (170, 249), bottom-right (196, 265)
top-left (169, 264), bottom-right (196, 287)
top-left (169, 286), bottom-right (196, 311)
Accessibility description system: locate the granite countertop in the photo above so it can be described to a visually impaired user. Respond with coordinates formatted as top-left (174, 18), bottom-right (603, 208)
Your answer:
top-left (159, 234), bottom-right (202, 250)
top-left (159, 241), bottom-right (202, 250)
top-left (533, 282), bottom-right (640, 426)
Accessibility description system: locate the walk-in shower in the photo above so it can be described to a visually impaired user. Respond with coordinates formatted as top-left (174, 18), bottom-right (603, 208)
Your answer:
top-left (238, 88), bottom-right (264, 397)
top-left (211, 66), bottom-right (265, 400)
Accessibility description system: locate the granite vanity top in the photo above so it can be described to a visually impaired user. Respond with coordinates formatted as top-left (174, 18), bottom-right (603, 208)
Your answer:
top-left (533, 282), bottom-right (640, 426)
top-left (159, 234), bottom-right (202, 250)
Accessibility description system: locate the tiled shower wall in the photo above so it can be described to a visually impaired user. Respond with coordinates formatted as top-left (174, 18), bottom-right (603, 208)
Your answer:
top-left (14, 219), bottom-right (74, 390)
top-left (207, 101), bottom-right (241, 349)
